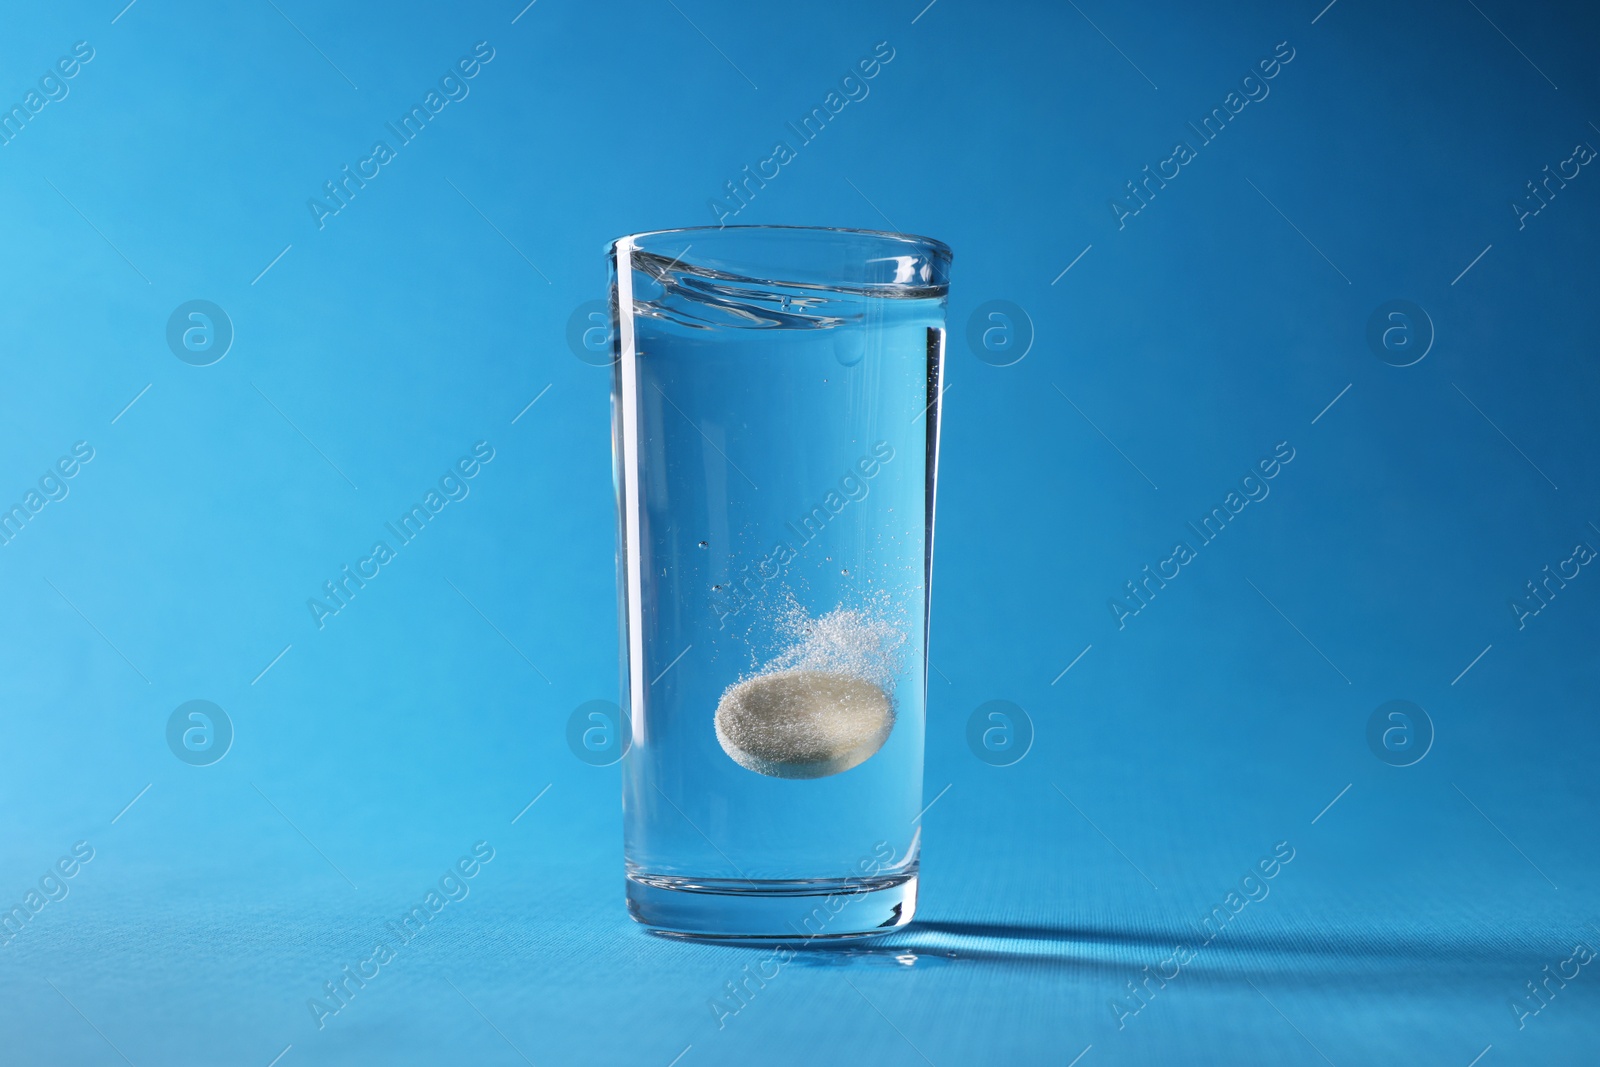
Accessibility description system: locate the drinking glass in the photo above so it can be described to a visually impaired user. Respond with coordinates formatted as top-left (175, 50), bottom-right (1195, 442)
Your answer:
top-left (609, 225), bottom-right (951, 938)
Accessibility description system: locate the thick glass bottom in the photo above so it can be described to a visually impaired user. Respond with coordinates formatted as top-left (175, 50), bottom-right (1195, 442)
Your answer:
top-left (626, 871), bottom-right (918, 941)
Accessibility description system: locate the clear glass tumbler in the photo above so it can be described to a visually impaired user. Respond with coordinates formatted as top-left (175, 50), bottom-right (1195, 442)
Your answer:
top-left (609, 226), bottom-right (951, 939)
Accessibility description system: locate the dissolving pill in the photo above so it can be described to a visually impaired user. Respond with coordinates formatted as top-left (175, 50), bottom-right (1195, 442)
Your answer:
top-left (714, 668), bottom-right (894, 779)
top-left (712, 598), bottom-right (905, 780)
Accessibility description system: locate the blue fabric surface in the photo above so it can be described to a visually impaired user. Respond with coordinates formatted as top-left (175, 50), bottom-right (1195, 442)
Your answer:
top-left (2, 0), bottom-right (1599, 1063)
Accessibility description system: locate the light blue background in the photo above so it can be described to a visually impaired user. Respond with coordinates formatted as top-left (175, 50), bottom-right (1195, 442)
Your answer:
top-left (1, 0), bottom-right (1597, 1064)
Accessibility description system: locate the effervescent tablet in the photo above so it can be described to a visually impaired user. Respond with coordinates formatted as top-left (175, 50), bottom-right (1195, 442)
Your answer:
top-left (715, 668), bottom-right (894, 779)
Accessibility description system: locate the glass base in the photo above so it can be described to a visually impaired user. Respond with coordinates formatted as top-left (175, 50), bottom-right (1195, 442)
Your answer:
top-left (626, 871), bottom-right (917, 941)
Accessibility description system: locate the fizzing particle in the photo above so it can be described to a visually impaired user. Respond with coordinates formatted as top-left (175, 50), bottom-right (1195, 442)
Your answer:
top-left (714, 669), bottom-right (893, 779)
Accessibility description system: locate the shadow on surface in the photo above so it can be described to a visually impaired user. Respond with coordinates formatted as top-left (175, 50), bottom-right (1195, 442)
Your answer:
top-left (667, 917), bottom-right (1582, 987)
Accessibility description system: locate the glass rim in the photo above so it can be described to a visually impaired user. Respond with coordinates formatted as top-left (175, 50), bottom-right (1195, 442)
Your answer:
top-left (613, 225), bottom-right (950, 297)
top-left (614, 224), bottom-right (952, 260)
